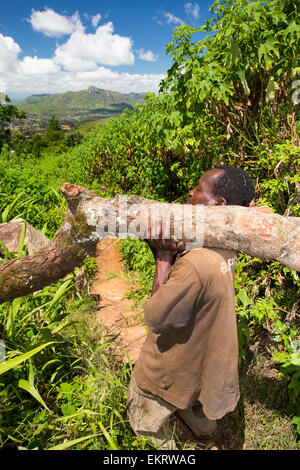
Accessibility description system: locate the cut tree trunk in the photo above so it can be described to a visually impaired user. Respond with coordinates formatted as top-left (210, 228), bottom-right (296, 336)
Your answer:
top-left (0, 182), bottom-right (299, 303)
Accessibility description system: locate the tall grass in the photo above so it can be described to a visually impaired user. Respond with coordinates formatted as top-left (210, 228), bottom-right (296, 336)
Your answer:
top-left (0, 251), bottom-right (153, 449)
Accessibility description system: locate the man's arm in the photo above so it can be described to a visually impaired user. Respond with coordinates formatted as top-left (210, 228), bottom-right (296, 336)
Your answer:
top-left (143, 218), bottom-right (184, 295)
top-left (151, 251), bottom-right (175, 295)
top-left (145, 257), bottom-right (202, 334)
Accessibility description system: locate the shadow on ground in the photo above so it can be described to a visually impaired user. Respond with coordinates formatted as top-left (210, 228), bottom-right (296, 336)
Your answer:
top-left (174, 348), bottom-right (293, 450)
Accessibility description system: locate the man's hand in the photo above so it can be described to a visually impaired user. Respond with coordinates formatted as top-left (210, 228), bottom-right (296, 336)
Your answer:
top-left (141, 218), bottom-right (185, 261)
top-left (141, 218), bottom-right (185, 295)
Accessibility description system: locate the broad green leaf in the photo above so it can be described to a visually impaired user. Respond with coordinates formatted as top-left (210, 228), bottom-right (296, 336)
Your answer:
top-left (227, 44), bottom-right (242, 66)
top-left (258, 38), bottom-right (279, 70)
top-left (61, 403), bottom-right (76, 416)
top-left (0, 342), bottom-right (55, 375)
top-left (237, 289), bottom-right (251, 308)
top-left (291, 353), bottom-right (300, 367)
top-left (291, 416), bottom-right (300, 434)
top-left (18, 378), bottom-right (50, 411)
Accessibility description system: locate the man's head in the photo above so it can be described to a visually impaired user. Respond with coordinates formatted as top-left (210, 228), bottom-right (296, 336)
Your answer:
top-left (187, 165), bottom-right (255, 207)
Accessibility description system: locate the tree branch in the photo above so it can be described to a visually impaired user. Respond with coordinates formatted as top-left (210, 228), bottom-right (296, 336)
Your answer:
top-left (0, 183), bottom-right (299, 303)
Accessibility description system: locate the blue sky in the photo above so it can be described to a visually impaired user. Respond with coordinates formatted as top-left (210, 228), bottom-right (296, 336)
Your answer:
top-left (0, 1), bottom-right (215, 99)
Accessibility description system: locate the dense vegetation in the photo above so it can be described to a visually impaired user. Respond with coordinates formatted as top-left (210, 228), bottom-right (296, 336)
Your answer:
top-left (0, 0), bottom-right (299, 450)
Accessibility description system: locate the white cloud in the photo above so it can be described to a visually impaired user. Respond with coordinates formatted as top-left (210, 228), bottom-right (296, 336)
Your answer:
top-left (18, 56), bottom-right (60, 76)
top-left (55, 22), bottom-right (135, 71)
top-left (0, 33), bottom-right (21, 73)
top-left (164, 12), bottom-right (185, 25)
top-left (6, 65), bottom-right (164, 95)
top-left (184, 3), bottom-right (201, 24)
top-left (155, 10), bottom-right (185, 26)
top-left (137, 49), bottom-right (158, 62)
top-left (1, 12), bottom-right (164, 96)
top-left (29, 8), bottom-right (82, 38)
top-left (92, 13), bottom-right (102, 27)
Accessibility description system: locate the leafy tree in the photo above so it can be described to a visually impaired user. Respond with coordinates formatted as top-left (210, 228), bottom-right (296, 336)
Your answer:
top-left (63, 131), bottom-right (83, 148)
top-left (0, 95), bottom-right (26, 150)
top-left (48, 115), bottom-right (61, 131)
top-left (160, 0), bottom-right (299, 145)
top-left (45, 115), bottom-right (63, 143)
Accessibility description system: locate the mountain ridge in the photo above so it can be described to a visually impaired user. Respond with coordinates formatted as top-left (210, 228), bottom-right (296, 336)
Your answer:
top-left (15, 86), bottom-right (146, 116)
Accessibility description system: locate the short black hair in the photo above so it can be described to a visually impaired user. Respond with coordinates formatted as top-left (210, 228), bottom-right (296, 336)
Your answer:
top-left (212, 165), bottom-right (256, 207)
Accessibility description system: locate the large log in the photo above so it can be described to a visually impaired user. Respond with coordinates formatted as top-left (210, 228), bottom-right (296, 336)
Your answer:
top-left (0, 182), bottom-right (299, 303)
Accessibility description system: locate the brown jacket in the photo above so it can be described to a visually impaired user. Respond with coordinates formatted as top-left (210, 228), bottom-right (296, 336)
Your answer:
top-left (133, 247), bottom-right (240, 420)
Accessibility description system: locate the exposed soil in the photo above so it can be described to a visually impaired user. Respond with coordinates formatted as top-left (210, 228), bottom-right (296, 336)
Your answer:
top-left (91, 237), bottom-right (147, 364)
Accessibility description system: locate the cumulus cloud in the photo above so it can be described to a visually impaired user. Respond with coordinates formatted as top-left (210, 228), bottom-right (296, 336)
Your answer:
top-left (6, 64), bottom-right (164, 95)
top-left (29, 8), bottom-right (82, 38)
top-left (137, 49), bottom-right (158, 62)
top-left (2, 10), bottom-right (164, 96)
top-left (54, 22), bottom-right (135, 71)
top-left (18, 56), bottom-right (60, 76)
top-left (0, 33), bottom-right (21, 73)
top-left (92, 13), bottom-right (101, 27)
top-left (184, 2), bottom-right (201, 23)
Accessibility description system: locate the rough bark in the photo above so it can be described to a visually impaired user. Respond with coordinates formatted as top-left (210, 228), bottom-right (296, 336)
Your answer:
top-left (0, 182), bottom-right (299, 303)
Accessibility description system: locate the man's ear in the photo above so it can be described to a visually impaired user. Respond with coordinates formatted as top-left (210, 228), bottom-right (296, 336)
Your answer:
top-left (215, 196), bottom-right (226, 206)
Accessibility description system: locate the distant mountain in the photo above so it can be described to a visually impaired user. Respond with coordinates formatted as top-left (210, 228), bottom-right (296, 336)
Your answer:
top-left (15, 86), bottom-right (146, 116)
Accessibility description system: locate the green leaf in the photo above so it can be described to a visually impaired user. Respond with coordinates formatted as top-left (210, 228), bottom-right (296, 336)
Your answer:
top-left (1, 205), bottom-right (11, 223)
top-left (17, 221), bottom-right (27, 258)
top-left (258, 37), bottom-right (279, 70)
top-left (0, 342), bottom-right (55, 375)
top-left (266, 76), bottom-right (279, 103)
top-left (18, 378), bottom-right (50, 411)
top-left (0, 238), bottom-right (14, 260)
top-left (291, 416), bottom-right (300, 434)
top-left (46, 277), bottom-right (73, 312)
top-left (237, 70), bottom-right (250, 96)
top-left (48, 433), bottom-right (98, 450)
top-left (237, 288), bottom-right (251, 308)
top-left (291, 353), bottom-right (300, 367)
top-left (227, 44), bottom-right (242, 66)
top-left (97, 420), bottom-right (119, 450)
top-left (1, 192), bottom-right (25, 223)
top-left (6, 297), bottom-right (24, 336)
top-left (61, 403), bottom-right (76, 416)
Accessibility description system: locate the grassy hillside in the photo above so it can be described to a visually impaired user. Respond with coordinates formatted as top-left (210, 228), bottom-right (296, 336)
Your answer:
top-left (15, 86), bottom-right (145, 116)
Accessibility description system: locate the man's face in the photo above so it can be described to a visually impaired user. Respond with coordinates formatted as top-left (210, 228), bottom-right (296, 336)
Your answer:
top-left (186, 169), bottom-right (226, 206)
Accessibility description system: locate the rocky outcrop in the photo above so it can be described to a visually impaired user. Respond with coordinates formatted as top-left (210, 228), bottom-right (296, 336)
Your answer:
top-left (0, 219), bottom-right (49, 255)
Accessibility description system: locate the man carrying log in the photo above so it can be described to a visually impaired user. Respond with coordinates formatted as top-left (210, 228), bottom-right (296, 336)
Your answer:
top-left (127, 166), bottom-right (257, 449)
